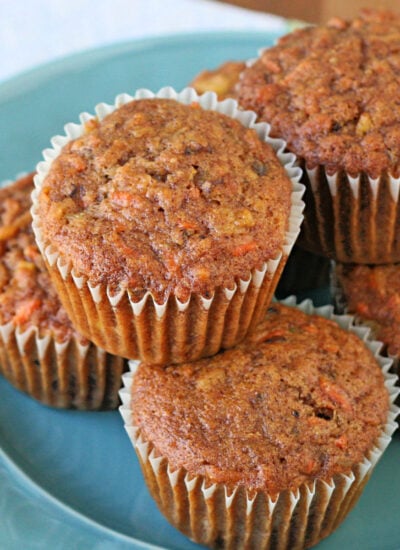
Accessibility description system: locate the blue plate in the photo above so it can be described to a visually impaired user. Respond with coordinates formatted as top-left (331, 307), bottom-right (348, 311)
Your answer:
top-left (0, 31), bottom-right (399, 550)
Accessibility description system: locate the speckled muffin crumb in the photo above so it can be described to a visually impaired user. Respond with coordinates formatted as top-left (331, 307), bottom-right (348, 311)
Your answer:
top-left (238, 9), bottom-right (400, 177)
top-left (38, 98), bottom-right (293, 303)
top-left (131, 303), bottom-right (389, 496)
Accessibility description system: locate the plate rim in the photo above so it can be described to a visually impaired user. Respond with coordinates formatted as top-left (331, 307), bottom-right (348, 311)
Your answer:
top-left (0, 29), bottom-right (283, 99)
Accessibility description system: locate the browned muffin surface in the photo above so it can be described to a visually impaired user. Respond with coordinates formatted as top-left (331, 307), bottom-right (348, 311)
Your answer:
top-left (38, 98), bottom-right (292, 303)
top-left (0, 174), bottom-right (85, 343)
top-left (131, 303), bottom-right (389, 496)
top-left (336, 263), bottom-right (400, 356)
top-left (238, 9), bottom-right (400, 178)
top-left (190, 60), bottom-right (245, 99)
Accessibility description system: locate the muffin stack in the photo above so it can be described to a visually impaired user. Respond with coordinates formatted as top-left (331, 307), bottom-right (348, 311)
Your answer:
top-left (1, 10), bottom-right (399, 550)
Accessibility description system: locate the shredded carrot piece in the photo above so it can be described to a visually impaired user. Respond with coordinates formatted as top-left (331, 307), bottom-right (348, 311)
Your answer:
top-left (109, 190), bottom-right (148, 209)
top-left (232, 241), bottom-right (257, 257)
top-left (319, 377), bottom-right (353, 413)
top-left (13, 299), bottom-right (42, 325)
top-left (301, 459), bottom-right (317, 475)
top-left (178, 220), bottom-right (198, 231)
top-left (335, 435), bottom-right (348, 450)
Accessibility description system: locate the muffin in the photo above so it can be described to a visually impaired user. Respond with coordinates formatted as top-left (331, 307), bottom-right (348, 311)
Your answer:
top-left (334, 262), bottom-right (400, 366)
top-left (189, 62), bottom-right (331, 298)
top-left (31, 87), bottom-right (304, 364)
top-left (190, 60), bottom-right (245, 99)
top-left (237, 9), bottom-right (400, 264)
top-left (120, 299), bottom-right (398, 550)
top-left (0, 173), bottom-right (126, 409)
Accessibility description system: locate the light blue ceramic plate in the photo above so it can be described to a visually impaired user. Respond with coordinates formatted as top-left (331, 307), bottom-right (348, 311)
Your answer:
top-left (0, 31), bottom-right (399, 550)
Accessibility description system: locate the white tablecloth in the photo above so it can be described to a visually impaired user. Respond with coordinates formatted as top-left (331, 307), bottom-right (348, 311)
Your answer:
top-left (1, 0), bottom-right (288, 83)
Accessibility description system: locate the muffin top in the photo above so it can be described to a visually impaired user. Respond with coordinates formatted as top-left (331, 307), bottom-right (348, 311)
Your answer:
top-left (336, 262), bottom-right (400, 356)
top-left (0, 173), bottom-right (86, 343)
top-left (190, 61), bottom-right (245, 100)
top-left (131, 303), bottom-right (389, 496)
top-left (37, 97), bottom-right (292, 303)
top-left (237, 9), bottom-right (400, 178)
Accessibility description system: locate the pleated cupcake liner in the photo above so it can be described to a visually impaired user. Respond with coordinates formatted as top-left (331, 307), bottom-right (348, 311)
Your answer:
top-left (31, 86), bottom-right (305, 364)
top-left (119, 298), bottom-right (399, 550)
top-left (297, 165), bottom-right (400, 264)
top-left (0, 320), bottom-right (127, 409)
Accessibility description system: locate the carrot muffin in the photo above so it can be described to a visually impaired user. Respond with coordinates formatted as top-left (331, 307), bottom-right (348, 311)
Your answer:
top-left (32, 88), bottom-right (304, 364)
top-left (0, 173), bottom-right (126, 409)
top-left (237, 9), bottom-right (400, 263)
top-left (120, 301), bottom-right (398, 550)
top-left (190, 60), bottom-right (245, 99)
top-left (334, 262), bottom-right (400, 362)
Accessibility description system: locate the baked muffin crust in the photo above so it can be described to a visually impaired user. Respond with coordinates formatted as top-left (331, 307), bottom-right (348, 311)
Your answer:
top-left (0, 174), bottom-right (86, 343)
top-left (238, 9), bottom-right (400, 178)
top-left (37, 98), bottom-right (292, 303)
top-left (131, 303), bottom-right (389, 496)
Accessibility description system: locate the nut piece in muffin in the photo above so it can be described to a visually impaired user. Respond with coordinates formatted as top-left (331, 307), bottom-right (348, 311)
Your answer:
top-left (32, 89), bottom-right (303, 363)
top-left (237, 9), bottom-right (400, 263)
top-left (334, 262), bottom-right (400, 360)
top-left (121, 301), bottom-right (397, 550)
top-left (0, 173), bottom-right (126, 409)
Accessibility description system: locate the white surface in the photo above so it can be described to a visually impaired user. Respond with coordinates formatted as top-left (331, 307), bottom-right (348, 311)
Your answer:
top-left (0, 0), bottom-right (287, 83)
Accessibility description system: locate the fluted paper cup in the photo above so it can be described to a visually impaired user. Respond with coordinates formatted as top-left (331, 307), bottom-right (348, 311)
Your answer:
top-left (31, 87), bottom-right (304, 364)
top-left (0, 322), bottom-right (126, 409)
top-left (298, 165), bottom-right (400, 264)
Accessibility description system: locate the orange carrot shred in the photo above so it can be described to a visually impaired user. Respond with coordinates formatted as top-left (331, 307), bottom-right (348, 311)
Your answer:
top-left (232, 241), bottom-right (257, 257)
top-left (319, 377), bottom-right (353, 413)
top-left (13, 299), bottom-right (42, 325)
top-left (335, 435), bottom-right (348, 450)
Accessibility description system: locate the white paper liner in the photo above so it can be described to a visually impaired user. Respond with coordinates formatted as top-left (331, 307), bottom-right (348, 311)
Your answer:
top-left (31, 87), bottom-right (305, 363)
top-left (119, 299), bottom-right (399, 550)
top-left (0, 175), bottom-right (127, 410)
top-left (0, 319), bottom-right (127, 409)
top-left (298, 165), bottom-right (400, 264)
